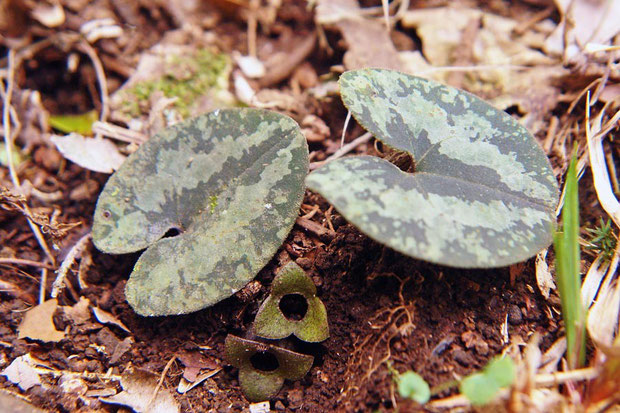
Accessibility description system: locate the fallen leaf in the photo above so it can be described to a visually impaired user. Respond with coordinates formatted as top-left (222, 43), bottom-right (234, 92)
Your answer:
top-left (30, 1), bottom-right (65, 28)
top-left (177, 351), bottom-right (218, 382)
top-left (48, 110), bottom-right (98, 135)
top-left (92, 307), bottom-right (131, 334)
top-left (110, 337), bottom-right (134, 365)
top-left (62, 296), bottom-right (92, 325)
top-left (1, 354), bottom-right (42, 391)
top-left (545, 0), bottom-right (620, 57)
top-left (177, 368), bottom-right (222, 394)
top-left (100, 367), bottom-right (180, 413)
top-left (0, 389), bottom-right (47, 413)
top-left (51, 133), bottom-right (126, 173)
top-left (18, 299), bottom-right (65, 342)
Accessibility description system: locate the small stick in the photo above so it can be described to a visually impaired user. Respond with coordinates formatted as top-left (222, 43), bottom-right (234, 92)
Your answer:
top-left (148, 355), bottom-right (177, 410)
top-left (1, 50), bottom-right (56, 266)
top-left (51, 232), bottom-right (92, 298)
top-left (0, 257), bottom-right (55, 269)
top-left (310, 132), bottom-right (372, 170)
top-left (341, 110), bottom-right (352, 148)
top-left (39, 268), bottom-right (47, 304)
top-left (78, 42), bottom-right (109, 125)
top-left (92, 121), bottom-right (148, 144)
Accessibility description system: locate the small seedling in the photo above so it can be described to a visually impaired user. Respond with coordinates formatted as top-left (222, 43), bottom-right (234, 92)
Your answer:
top-left (252, 261), bottom-right (329, 342)
top-left (92, 108), bottom-right (308, 316)
top-left (307, 68), bottom-right (559, 268)
top-left (395, 370), bottom-right (430, 404)
top-left (459, 356), bottom-right (516, 405)
top-left (225, 335), bottom-right (314, 402)
top-left (584, 218), bottom-right (617, 262)
top-left (554, 149), bottom-right (586, 368)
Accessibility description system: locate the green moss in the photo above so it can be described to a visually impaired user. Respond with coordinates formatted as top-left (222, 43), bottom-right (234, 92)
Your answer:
top-left (209, 195), bottom-right (218, 214)
top-left (121, 49), bottom-right (232, 118)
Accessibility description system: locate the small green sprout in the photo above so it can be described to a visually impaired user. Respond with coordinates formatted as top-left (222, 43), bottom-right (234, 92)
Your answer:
top-left (584, 218), bottom-right (617, 262)
top-left (396, 371), bottom-right (430, 404)
top-left (554, 148), bottom-right (586, 368)
top-left (459, 356), bottom-right (515, 405)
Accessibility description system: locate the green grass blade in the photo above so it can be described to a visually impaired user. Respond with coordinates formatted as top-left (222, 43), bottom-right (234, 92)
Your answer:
top-left (554, 148), bottom-right (586, 368)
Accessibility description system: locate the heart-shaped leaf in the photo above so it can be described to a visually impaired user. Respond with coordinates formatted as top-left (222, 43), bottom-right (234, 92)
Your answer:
top-left (306, 69), bottom-right (558, 268)
top-left (92, 108), bottom-right (308, 315)
top-left (225, 335), bottom-right (314, 402)
top-left (252, 261), bottom-right (329, 342)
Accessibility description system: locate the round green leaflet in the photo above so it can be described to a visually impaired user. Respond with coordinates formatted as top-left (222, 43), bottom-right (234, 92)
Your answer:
top-left (92, 108), bottom-right (309, 315)
top-left (306, 69), bottom-right (558, 268)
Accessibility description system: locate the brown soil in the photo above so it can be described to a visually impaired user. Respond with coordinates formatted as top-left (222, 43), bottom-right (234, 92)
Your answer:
top-left (0, 0), bottom-right (614, 412)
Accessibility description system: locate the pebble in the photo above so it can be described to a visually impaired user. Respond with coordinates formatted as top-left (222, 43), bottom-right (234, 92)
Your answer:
top-left (452, 348), bottom-right (475, 367)
top-left (508, 304), bottom-right (523, 325)
top-left (287, 389), bottom-right (304, 410)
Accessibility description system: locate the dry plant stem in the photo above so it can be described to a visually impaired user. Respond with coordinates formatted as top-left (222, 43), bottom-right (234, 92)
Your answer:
top-left (0, 257), bottom-right (55, 269)
top-left (1, 49), bottom-right (56, 267)
top-left (39, 268), bottom-right (47, 304)
top-left (51, 232), bottom-right (92, 298)
top-left (309, 132), bottom-right (372, 170)
top-left (148, 355), bottom-right (177, 409)
top-left (78, 41), bottom-right (109, 125)
top-left (586, 93), bottom-right (620, 227)
top-left (247, 0), bottom-right (259, 58)
top-left (92, 121), bottom-right (147, 144)
top-left (341, 110), bottom-right (352, 147)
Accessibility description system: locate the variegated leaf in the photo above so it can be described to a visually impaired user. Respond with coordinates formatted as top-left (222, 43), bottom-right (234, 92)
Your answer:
top-left (93, 108), bottom-right (308, 315)
top-left (306, 69), bottom-right (558, 268)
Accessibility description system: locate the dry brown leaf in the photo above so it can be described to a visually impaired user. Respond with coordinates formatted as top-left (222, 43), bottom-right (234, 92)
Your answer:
top-left (100, 366), bottom-right (180, 413)
top-left (62, 296), bottom-right (92, 325)
top-left (92, 307), bottom-right (130, 334)
top-left (0, 389), bottom-right (46, 412)
top-left (545, 0), bottom-right (620, 57)
top-left (51, 133), bottom-right (126, 174)
top-left (18, 299), bottom-right (65, 342)
top-left (177, 368), bottom-right (222, 394)
top-left (1, 354), bottom-right (43, 391)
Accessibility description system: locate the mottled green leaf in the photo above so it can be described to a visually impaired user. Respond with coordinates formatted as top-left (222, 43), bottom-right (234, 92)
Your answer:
top-left (253, 262), bottom-right (329, 342)
top-left (92, 108), bottom-right (308, 315)
top-left (306, 68), bottom-right (558, 268)
top-left (49, 110), bottom-right (98, 135)
top-left (225, 335), bottom-right (314, 402)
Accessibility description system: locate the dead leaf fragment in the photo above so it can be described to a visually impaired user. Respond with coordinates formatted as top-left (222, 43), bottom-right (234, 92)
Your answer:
top-left (92, 307), bottom-right (131, 334)
top-left (63, 296), bottom-right (92, 325)
top-left (0, 390), bottom-right (46, 413)
top-left (18, 299), bottom-right (65, 342)
top-left (51, 133), bottom-right (126, 173)
top-left (1, 354), bottom-right (42, 391)
top-left (101, 367), bottom-right (180, 413)
top-left (31, 1), bottom-right (65, 28)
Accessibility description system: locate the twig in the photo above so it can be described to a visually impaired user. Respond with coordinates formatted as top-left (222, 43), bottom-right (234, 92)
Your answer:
top-left (0, 257), bottom-right (55, 269)
top-left (148, 355), bottom-right (177, 410)
top-left (78, 41), bottom-right (109, 126)
top-left (1, 50), bottom-right (56, 266)
top-left (2, 49), bottom-right (20, 187)
top-left (310, 132), bottom-right (372, 170)
top-left (92, 121), bottom-right (148, 144)
top-left (51, 232), bottom-right (92, 298)
top-left (40, 268), bottom-right (47, 304)
top-left (341, 110), bottom-right (352, 148)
